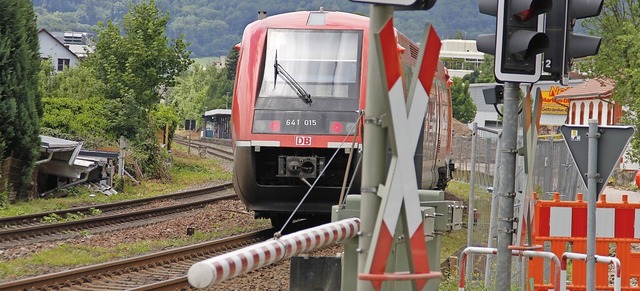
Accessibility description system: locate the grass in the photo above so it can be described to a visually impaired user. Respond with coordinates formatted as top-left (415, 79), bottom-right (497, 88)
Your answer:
top-left (0, 221), bottom-right (270, 280)
top-left (438, 180), bottom-right (495, 290)
top-left (0, 140), bottom-right (258, 280)
top-left (0, 141), bottom-right (231, 218)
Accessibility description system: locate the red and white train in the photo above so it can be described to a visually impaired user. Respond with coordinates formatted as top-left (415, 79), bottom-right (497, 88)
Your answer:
top-left (231, 10), bottom-right (453, 226)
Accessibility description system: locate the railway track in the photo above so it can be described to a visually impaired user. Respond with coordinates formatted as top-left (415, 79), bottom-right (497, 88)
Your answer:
top-left (0, 228), bottom-right (276, 290)
top-left (173, 137), bottom-right (234, 161)
top-left (0, 183), bottom-right (234, 247)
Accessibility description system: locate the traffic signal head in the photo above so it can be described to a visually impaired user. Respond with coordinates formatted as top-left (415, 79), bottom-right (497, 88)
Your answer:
top-left (349, 0), bottom-right (436, 9)
top-left (483, 85), bottom-right (504, 105)
top-left (478, 0), bottom-right (551, 83)
top-left (543, 0), bottom-right (603, 85)
top-left (496, 0), bottom-right (551, 83)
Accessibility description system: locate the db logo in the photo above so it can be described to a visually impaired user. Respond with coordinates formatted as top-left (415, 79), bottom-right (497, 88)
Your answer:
top-left (295, 136), bottom-right (312, 146)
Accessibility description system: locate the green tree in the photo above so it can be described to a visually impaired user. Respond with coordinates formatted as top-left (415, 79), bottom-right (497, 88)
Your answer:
top-left (225, 46), bottom-right (239, 81)
top-left (42, 64), bottom-right (106, 100)
top-left (475, 54), bottom-right (496, 83)
top-left (85, 0), bottom-right (192, 141)
top-left (37, 59), bottom-right (112, 147)
top-left (583, 0), bottom-right (640, 162)
top-left (166, 63), bottom-right (232, 128)
top-left (83, 0), bottom-right (192, 180)
top-left (450, 77), bottom-right (477, 123)
top-left (0, 0), bottom-right (42, 201)
top-left (452, 30), bottom-right (465, 40)
top-left (150, 103), bottom-right (179, 150)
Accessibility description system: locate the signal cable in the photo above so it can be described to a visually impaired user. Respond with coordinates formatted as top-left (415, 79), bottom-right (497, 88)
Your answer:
top-left (338, 110), bottom-right (365, 207)
top-left (275, 110), bottom-right (364, 236)
top-left (340, 150), bottom-right (363, 207)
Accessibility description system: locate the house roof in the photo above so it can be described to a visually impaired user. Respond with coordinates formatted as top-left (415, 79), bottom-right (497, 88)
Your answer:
top-left (37, 28), bottom-right (79, 60)
top-left (554, 78), bottom-right (615, 101)
top-left (204, 109), bottom-right (231, 117)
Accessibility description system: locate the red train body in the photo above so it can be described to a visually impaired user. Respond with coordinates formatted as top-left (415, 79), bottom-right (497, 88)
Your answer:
top-left (231, 11), bottom-right (453, 226)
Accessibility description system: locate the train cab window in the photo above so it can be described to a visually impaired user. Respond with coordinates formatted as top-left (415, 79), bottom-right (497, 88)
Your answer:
top-left (258, 29), bottom-right (362, 100)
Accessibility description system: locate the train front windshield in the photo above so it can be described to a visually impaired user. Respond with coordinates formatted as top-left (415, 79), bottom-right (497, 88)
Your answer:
top-left (259, 29), bottom-right (361, 99)
top-left (253, 29), bottom-right (363, 135)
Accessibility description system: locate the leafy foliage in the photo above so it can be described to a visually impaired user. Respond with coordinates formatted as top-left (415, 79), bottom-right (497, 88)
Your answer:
top-left (165, 63), bottom-right (232, 127)
top-left (583, 0), bottom-right (640, 162)
top-left (84, 0), bottom-right (192, 141)
top-left (33, 0), bottom-right (495, 57)
top-left (226, 47), bottom-right (239, 81)
top-left (450, 77), bottom-right (477, 123)
top-left (150, 103), bottom-right (180, 150)
top-left (41, 96), bottom-right (111, 139)
top-left (464, 55), bottom-right (496, 84)
top-left (39, 63), bottom-right (112, 142)
top-left (0, 0), bottom-right (42, 200)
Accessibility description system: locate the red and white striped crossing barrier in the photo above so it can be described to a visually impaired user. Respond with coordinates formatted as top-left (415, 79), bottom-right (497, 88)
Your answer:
top-left (187, 218), bottom-right (359, 289)
top-left (537, 194), bottom-right (640, 239)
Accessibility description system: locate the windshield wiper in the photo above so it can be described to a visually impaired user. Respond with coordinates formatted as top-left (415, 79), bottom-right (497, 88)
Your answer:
top-left (274, 51), bottom-right (312, 104)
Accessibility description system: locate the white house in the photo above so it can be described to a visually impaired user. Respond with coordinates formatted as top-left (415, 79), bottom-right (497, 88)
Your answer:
top-left (439, 39), bottom-right (484, 79)
top-left (37, 28), bottom-right (79, 72)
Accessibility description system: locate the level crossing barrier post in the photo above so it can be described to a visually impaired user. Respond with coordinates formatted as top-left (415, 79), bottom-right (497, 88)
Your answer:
top-left (560, 252), bottom-right (621, 291)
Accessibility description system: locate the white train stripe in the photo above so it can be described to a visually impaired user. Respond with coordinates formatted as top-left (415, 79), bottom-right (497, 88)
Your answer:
top-left (251, 140), bottom-right (280, 147)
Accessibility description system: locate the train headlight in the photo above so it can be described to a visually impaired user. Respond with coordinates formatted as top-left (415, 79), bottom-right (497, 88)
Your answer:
top-left (330, 121), bottom-right (343, 134)
top-left (269, 120), bottom-right (281, 132)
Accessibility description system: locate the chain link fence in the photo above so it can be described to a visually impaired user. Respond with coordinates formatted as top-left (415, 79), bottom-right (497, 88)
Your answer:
top-left (450, 132), bottom-right (587, 289)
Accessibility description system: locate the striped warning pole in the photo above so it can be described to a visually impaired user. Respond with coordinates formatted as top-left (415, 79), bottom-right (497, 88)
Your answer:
top-left (187, 218), bottom-right (359, 289)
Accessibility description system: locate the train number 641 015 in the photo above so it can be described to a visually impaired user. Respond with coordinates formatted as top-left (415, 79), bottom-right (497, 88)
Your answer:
top-left (286, 119), bottom-right (317, 126)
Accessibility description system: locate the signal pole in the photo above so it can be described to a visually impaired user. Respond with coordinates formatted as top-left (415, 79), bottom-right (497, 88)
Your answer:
top-left (495, 82), bottom-right (519, 290)
top-left (358, 5), bottom-right (393, 291)
top-left (586, 119), bottom-right (598, 291)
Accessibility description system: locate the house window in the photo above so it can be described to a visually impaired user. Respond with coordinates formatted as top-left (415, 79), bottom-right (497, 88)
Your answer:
top-left (57, 58), bottom-right (70, 71)
top-left (484, 120), bottom-right (503, 128)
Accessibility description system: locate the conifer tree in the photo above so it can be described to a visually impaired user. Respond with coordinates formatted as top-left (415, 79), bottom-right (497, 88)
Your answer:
top-left (0, 0), bottom-right (42, 200)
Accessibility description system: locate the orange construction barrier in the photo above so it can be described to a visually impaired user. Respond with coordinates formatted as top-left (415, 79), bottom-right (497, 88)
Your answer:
top-left (529, 192), bottom-right (640, 291)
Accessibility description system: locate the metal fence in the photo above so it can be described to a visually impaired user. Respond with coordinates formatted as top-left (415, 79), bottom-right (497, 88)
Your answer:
top-left (452, 134), bottom-right (585, 200)
top-left (450, 131), bottom-right (587, 289)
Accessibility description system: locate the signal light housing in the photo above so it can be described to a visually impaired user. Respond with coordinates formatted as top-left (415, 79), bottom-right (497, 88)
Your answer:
top-left (348, 0), bottom-right (436, 10)
top-left (496, 0), bottom-right (550, 82)
top-left (478, 0), bottom-right (551, 83)
top-left (543, 0), bottom-right (603, 84)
